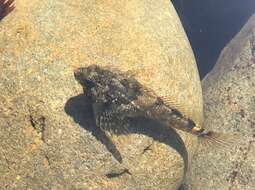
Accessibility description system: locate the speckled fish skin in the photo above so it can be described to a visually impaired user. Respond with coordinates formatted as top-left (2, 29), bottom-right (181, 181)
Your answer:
top-left (74, 65), bottom-right (202, 136)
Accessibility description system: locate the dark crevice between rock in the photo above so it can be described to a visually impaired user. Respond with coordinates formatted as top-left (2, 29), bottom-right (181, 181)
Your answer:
top-left (29, 113), bottom-right (46, 142)
top-left (3, 154), bottom-right (11, 170)
top-left (106, 168), bottom-right (132, 179)
top-left (43, 152), bottom-right (51, 168)
top-left (0, 0), bottom-right (15, 21)
top-left (142, 143), bottom-right (153, 154)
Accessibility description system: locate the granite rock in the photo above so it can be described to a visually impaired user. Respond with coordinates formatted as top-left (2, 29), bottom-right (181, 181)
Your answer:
top-left (183, 14), bottom-right (255, 190)
top-left (0, 1), bottom-right (202, 189)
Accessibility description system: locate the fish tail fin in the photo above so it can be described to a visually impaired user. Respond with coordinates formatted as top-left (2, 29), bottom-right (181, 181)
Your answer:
top-left (197, 131), bottom-right (240, 149)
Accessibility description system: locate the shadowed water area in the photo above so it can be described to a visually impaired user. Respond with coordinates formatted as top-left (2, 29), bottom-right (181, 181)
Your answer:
top-left (172, 0), bottom-right (255, 78)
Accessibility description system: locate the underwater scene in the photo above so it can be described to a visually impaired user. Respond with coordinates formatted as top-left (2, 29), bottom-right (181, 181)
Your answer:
top-left (0, 1), bottom-right (254, 190)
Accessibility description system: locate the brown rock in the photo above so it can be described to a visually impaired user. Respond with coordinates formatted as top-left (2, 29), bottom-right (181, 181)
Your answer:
top-left (183, 14), bottom-right (255, 190)
top-left (0, 1), bottom-right (202, 189)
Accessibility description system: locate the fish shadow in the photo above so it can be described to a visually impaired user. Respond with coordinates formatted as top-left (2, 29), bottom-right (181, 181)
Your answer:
top-left (64, 93), bottom-right (189, 174)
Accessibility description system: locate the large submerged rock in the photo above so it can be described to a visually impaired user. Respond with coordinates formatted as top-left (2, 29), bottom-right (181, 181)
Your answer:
top-left (0, 1), bottom-right (202, 189)
top-left (183, 14), bottom-right (255, 190)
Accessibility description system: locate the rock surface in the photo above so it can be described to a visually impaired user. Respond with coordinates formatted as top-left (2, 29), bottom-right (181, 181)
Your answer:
top-left (0, 1), bottom-right (202, 189)
top-left (183, 14), bottom-right (255, 190)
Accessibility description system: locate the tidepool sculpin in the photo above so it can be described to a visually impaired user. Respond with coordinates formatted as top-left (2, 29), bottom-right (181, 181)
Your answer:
top-left (74, 65), bottom-right (236, 155)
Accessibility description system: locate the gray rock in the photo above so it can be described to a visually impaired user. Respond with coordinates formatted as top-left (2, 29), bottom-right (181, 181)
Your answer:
top-left (0, 1), bottom-right (202, 189)
top-left (184, 14), bottom-right (255, 190)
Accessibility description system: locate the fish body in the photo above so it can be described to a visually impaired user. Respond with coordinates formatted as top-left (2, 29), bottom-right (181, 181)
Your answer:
top-left (74, 65), bottom-right (234, 148)
top-left (74, 65), bottom-right (205, 135)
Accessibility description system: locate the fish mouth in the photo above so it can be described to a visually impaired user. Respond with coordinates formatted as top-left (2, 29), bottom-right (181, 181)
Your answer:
top-left (74, 68), bottom-right (95, 89)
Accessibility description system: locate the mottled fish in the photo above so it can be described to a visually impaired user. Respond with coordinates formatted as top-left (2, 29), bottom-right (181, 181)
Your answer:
top-left (74, 65), bottom-right (235, 150)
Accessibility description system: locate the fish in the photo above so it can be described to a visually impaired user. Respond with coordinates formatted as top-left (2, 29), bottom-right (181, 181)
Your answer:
top-left (0, 0), bottom-right (15, 21)
top-left (74, 65), bottom-right (237, 150)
